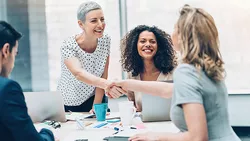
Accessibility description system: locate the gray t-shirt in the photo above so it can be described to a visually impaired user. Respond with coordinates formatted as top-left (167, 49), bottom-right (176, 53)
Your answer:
top-left (171, 64), bottom-right (240, 141)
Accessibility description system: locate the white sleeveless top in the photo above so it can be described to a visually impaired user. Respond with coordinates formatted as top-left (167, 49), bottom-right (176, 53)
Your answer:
top-left (57, 33), bottom-right (110, 106)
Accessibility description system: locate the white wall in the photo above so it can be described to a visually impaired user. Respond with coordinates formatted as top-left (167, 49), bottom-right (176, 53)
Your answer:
top-left (0, 0), bottom-right (7, 20)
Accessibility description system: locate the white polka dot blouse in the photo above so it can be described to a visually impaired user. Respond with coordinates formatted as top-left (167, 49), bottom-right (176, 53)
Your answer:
top-left (57, 33), bottom-right (111, 106)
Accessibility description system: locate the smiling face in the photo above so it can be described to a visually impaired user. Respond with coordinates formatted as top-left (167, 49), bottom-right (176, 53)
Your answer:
top-left (137, 31), bottom-right (158, 61)
top-left (78, 9), bottom-right (105, 38)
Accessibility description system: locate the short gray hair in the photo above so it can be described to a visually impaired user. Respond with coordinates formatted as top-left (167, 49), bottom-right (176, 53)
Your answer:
top-left (77, 1), bottom-right (102, 22)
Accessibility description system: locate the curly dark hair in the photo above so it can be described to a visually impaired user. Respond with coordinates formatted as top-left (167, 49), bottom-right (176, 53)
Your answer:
top-left (121, 25), bottom-right (177, 77)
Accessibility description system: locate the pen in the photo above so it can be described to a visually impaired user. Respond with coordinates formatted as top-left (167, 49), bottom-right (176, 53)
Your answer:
top-left (113, 131), bottom-right (119, 135)
top-left (68, 110), bottom-right (72, 114)
top-left (113, 127), bottom-right (119, 135)
top-left (75, 118), bottom-right (84, 129)
top-left (85, 122), bottom-right (93, 127)
top-left (130, 127), bottom-right (137, 129)
top-left (93, 122), bottom-right (108, 128)
top-left (112, 127), bottom-right (124, 135)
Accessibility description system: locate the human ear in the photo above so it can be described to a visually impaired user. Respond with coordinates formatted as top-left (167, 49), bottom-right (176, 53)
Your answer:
top-left (1, 43), bottom-right (10, 59)
top-left (78, 20), bottom-right (85, 30)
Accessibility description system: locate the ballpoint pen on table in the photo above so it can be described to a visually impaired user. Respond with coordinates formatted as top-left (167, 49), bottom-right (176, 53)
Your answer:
top-left (68, 110), bottom-right (72, 114)
top-left (75, 117), bottom-right (85, 129)
top-left (113, 131), bottom-right (119, 135)
top-left (112, 126), bottom-right (124, 135)
top-left (113, 127), bottom-right (120, 135)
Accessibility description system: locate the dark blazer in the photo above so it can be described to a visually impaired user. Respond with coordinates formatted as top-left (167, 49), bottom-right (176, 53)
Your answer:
top-left (0, 76), bottom-right (54, 141)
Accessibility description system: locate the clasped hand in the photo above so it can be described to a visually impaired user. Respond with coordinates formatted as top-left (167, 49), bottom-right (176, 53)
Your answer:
top-left (105, 80), bottom-right (127, 99)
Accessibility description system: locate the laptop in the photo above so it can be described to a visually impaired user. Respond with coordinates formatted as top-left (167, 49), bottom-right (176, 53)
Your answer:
top-left (24, 91), bottom-right (67, 123)
top-left (141, 93), bottom-right (172, 122)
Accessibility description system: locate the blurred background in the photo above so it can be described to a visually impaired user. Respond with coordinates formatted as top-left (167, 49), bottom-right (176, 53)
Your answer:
top-left (0, 0), bottom-right (249, 92)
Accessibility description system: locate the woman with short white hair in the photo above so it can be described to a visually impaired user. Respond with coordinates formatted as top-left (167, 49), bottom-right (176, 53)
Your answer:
top-left (57, 1), bottom-right (124, 112)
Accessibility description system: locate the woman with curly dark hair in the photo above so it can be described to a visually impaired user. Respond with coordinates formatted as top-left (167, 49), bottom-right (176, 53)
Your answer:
top-left (108, 25), bottom-right (177, 112)
top-left (121, 25), bottom-right (176, 77)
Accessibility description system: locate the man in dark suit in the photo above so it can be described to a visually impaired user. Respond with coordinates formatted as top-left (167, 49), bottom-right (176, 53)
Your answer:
top-left (0, 21), bottom-right (55, 141)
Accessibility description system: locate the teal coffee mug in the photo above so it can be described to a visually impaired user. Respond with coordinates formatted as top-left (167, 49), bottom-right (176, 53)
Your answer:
top-left (94, 103), bottom-right (107, 121)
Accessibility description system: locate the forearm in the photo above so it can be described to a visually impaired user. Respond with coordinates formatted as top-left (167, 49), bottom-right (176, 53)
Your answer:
top-left (74, 70), bottom-right (108, 89)
top-left (122, 80), bottom-right (173, 98)
top-left (157, 132), bottom-right (206, 141)
top-left (94, 88), bottom-right (105, 104)
top-left (157, 132), bottom-right (189, 141)
top-left (65, 57), bottom-right (110, 89)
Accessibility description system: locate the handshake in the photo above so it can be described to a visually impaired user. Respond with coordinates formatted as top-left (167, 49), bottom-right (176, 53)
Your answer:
top-left (104, 80), bottom-right (129, 99)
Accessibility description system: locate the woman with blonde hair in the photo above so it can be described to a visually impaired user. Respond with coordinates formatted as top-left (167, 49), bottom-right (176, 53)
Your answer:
top-left (122, 5), bottom-right (240, 141)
